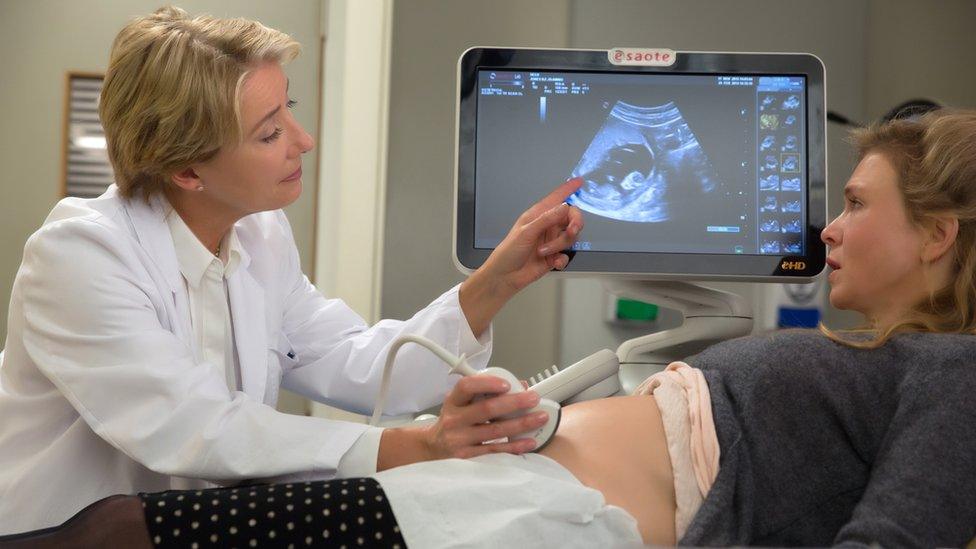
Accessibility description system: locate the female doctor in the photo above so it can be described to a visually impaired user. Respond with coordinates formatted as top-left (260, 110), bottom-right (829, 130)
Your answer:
top-left (0, 7), bottom-right (584, 534)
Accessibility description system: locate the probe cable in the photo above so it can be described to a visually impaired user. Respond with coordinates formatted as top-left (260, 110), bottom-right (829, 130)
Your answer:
top-left (369, 335), bottom-right (477, 426)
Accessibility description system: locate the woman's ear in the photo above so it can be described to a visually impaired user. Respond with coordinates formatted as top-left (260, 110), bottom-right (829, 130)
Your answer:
top-left (921, 214), bottom-right (959, 263)
top-left (170, 167), bottom-right (203, 192)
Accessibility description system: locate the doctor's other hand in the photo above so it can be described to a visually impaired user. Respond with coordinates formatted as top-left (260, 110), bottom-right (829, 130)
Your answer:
top-left (425, 373), bottom-right (547, 459)
top-left (375, 375), bottom-right (547, 470)
top-left (458, 177), bottom-right (584, 337)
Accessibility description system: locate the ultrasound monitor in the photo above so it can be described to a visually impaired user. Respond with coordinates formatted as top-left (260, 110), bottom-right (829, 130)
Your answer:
top-left (454, 48), bottom-right (827, 281)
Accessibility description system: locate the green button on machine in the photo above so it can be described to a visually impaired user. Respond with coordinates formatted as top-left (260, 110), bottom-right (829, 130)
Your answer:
top-left (615, 298), bottom-right (658, 322)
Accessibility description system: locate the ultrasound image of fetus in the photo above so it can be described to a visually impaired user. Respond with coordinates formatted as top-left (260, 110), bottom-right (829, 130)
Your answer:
top-left (760, 174), bottom-right (780, 191)
top-left (782, 219), bottom-right (802, 233)
top-left (567, 101), bottom-right (719, 223)
top-left (781, 177), bottom-right (801, 191)
top-left (782, 155), bottom-right (799, 172)
top-left (782, 95), bottom-right (800, 110)
top-left (782, 135), bottom-right (797, 152)
top-left (784, 241), bottom-right (802, 254)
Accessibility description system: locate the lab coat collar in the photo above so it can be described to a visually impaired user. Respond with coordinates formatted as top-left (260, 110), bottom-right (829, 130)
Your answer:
top-left (122, 189), bottom-right (184, 293)
top-left (123, 189), bottom-right (251, 291)
top-left (165, 209), bottom-right (243, 287)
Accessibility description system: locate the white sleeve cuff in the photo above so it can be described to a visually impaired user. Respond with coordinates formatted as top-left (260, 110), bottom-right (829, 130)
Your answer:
top-left (450, 284), bottom-right (492, 364)
top-left (335, 426), bottom-right (385, 478)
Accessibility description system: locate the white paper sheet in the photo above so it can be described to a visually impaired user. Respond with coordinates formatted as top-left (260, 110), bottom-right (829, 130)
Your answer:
top-left (373, 452), bottom-right (644, 548)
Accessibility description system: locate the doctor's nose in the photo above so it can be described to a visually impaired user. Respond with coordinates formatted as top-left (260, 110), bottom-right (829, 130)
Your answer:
top-left (287, 118), bottom-right (315, 156)
top-left (296, 125), bottom-right (315, 154)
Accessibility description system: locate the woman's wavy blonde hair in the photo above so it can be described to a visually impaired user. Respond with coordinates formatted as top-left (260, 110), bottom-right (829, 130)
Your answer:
top-left (99, 6), bottom-right (301, 200)
top-left (821, 109), bottom-right (976, 348)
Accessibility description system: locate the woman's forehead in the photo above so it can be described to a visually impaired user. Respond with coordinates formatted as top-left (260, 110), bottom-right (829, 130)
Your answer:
top-left (848, 152), bottom-right (899, 196)
top-left (241, 63), bottom-right (287, 128)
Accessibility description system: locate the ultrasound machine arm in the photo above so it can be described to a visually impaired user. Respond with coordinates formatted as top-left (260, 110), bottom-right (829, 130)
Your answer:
top-left (529, 279), bottom-right (752, 400)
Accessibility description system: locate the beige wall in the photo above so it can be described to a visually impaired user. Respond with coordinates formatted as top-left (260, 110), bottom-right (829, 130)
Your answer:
top-left (865, 0), bottom-right (976, 117)
top-left (0, 0), bottom-right (322, 344)
top-left (382, 0), bottom-right (572, 379)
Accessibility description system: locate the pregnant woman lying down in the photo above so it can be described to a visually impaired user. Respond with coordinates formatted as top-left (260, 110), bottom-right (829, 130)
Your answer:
top-left (5, 110), bottom-right (976, 549)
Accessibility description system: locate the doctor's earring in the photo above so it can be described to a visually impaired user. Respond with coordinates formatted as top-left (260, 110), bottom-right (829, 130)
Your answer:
top-left (196, 185), bottom-right (204, 192)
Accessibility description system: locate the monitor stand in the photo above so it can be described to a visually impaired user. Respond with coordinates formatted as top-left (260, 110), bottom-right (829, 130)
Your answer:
top-left (606, 280), bottom-right (754, 395)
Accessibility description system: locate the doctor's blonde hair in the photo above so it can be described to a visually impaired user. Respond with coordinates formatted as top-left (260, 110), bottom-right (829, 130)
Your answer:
top-left (821, 109), bottom-right (976, 349)
top-left (99, 6), bottom-right (301, 199)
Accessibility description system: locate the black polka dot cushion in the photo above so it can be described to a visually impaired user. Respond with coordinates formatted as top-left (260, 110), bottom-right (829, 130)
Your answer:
top-left (140, 478), bottom-right (406, 548)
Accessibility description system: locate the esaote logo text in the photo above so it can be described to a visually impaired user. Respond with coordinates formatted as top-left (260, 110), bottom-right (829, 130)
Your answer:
top-left (608, 48), bottom-right (676, 67)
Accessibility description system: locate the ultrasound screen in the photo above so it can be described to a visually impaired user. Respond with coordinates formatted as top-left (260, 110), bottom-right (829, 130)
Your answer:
top-left (474, 71), bottom-right (807, 256)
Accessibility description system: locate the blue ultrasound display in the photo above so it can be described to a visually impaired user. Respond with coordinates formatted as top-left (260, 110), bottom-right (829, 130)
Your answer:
top-left (473, 70), bottom-right (806, 256)
top-left (568, 100), bottom-right (719, 224)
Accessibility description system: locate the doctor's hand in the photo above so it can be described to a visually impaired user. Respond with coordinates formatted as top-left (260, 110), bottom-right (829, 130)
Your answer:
top-left (375, 375), bottom-right (548, 470)
top-left (459, 177), bottom-right (585, 337)
top-left (421, 373), bottom-right (549, 459)
top-left (481, 177), bottom-right (584, 290)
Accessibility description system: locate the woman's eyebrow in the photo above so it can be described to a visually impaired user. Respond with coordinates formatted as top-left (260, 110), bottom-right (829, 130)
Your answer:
top-left (250, 105), bottom-right (281, 135)
top-left (249, 80), bottom-right (290, 136)
top-left (844, 183), bottom-right (865, 197)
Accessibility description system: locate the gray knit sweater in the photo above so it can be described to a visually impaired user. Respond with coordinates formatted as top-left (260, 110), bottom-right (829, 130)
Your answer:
top-left (679, 330), bottom-right (976, 547)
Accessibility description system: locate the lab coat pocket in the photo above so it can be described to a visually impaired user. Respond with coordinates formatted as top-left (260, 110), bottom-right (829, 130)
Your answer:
top-left (267, 332), bottom-right (298, 405)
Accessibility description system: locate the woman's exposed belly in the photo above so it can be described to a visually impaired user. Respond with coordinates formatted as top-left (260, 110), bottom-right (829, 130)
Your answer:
top-left (538, 395), bottom-right (676, 545)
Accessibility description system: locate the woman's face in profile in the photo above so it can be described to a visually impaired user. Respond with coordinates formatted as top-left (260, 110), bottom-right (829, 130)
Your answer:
top-left (821, 152), bottom-right (928, 321)
top-left (192, 62), bottom-right (315, 216)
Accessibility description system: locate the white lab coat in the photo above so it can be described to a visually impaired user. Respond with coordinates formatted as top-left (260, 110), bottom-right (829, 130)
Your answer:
top-left (0, 186), bottom-right (491, 534)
